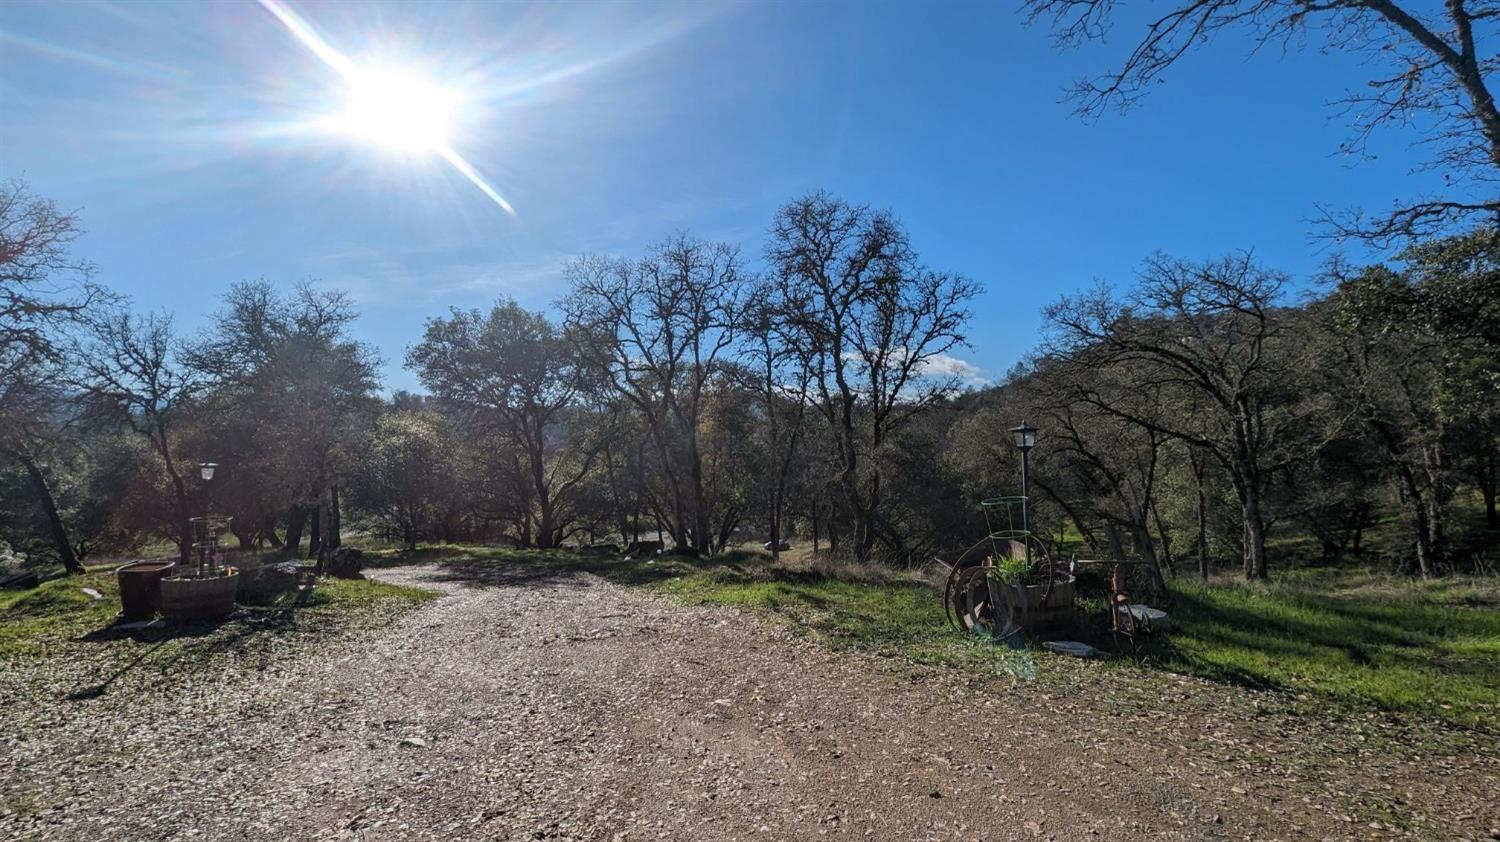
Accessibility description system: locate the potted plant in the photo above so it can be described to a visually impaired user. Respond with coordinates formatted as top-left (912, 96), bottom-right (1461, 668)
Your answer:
top-left (986, 550), bottom-right (1075, 632)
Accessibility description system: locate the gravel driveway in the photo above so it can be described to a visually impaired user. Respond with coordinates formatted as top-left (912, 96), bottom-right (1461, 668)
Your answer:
top-left (4, 561), bottom-right (1497, 841)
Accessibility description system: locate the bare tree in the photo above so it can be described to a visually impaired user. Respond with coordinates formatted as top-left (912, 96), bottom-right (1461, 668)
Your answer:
top-left (767, 192), bottom-right (978, 562)
top-left (739, 280), bottom-right (811, 561)
top-left (562, 236), bottom-right (745, 556)
top-left (408, 300), bottom-right (595, 548)
top-left (1044, 252), bottom-right (1315, 579)
top-left (76, 310), bottom-right (204, 565)
top-left (0, 177), bottom-right (107, 574)
top-left (1041, 374), bottom-right (1173, 579)
top-left (1025, 0), bottom-right (1500, 243)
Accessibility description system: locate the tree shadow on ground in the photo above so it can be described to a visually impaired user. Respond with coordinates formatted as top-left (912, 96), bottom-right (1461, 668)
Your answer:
top-left (393, 547), bottom-right (709, 591)
top-left (66, 588), bottom-right (317, 701)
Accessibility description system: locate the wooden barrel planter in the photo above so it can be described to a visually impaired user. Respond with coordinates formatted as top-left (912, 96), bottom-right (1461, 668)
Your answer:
top-left (116, 560), bottom-right (177, 620)
top-left (988, 574), bottom-right (1076, 631)
top-left (161, 568), bottom-right (239, 623)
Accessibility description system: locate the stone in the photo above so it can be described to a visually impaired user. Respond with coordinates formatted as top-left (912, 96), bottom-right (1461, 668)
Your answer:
top-left (1042, 640), bottom-right (1101, 658)
top-left (325, 547), bottom-right (366, 579)
top-left (1126, 604), bottom-right (1171, 632)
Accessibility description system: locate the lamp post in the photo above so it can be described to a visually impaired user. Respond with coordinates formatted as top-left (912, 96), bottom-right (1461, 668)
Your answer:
top-left (198, 463), bottom-right (219, 577)
top-left (1009, 422), bottom-right (1038, 566)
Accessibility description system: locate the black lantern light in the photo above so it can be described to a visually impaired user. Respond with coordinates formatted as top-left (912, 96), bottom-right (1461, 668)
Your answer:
top-left (1009, 421), bottom-right (1038, 452)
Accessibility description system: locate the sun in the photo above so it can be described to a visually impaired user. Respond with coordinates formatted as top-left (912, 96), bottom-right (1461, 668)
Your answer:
top-left (259, 0), bottom-right (513, 212)
top-left (336, 66), bottom-right (458, 153)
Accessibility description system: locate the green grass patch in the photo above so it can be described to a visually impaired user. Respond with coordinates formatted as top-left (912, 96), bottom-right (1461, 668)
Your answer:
top-left (305, 574), bottom-right (437, 611)
top-left (0, 571), bottom-right (125, 658)
top-left (1151, 571), bottom-right (1500, 730)
top-left (0, 567), bottom-right (433, 663)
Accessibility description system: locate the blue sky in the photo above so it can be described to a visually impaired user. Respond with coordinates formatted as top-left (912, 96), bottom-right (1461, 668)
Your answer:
top-left (1, 0), bottom-right (1440, 391)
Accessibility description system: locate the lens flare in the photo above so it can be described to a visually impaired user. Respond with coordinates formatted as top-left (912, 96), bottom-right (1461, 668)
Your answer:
top-left (256, 0), bottom-right (515, 214)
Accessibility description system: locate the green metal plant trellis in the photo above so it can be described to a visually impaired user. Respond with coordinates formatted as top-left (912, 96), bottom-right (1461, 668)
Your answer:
top-left (979, 495), bottom-right (1030, 567)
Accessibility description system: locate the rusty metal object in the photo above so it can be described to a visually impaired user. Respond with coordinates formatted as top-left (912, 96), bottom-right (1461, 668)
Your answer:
top-left (939, 537), bottom-right (994, 633)
top-left (941, 542), bottom-right (1169, 646)
top-left (1066, 557), bottom-right (1169, 652)
top-left (938, 536), bottom-right (1054, 640)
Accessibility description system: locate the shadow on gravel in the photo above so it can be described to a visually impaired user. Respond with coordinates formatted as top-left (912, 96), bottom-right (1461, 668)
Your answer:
top-left (67, 592), bottom-right (316, 702)
top-left (383, 547), bottom-right (722, 594)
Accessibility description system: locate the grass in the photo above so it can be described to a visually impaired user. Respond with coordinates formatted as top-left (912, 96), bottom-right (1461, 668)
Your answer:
top-left (1152, 571), bottom-right (1500, 730)
top-left (0, 566), bottom-right (434, 671)
top-left (0, 570), bottom-right (123, 658)
top-left (416, 545), bottom-right (1499, 732)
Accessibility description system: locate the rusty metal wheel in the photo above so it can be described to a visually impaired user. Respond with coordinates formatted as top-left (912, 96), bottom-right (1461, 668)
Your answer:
top-left (947, 564), bottom-right (1021, 641)
top-left (942, 537), bottom-right (993, 632)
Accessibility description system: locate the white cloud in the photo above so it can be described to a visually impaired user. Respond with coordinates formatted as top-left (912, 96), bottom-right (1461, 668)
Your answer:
top-left (919, 353), bottom-right (990, 388)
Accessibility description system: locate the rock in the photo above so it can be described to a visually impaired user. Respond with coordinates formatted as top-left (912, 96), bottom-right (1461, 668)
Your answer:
top-left (238, 561), bottom-right (308, 605)
top-left (1042, 640), bottom-right (1101, 659)
top-left (325, 547), bottom-right (366, 579)
top-left (399, 736), bottom-right (428, 748)
top-left (1126, 605), bottom-right (1171, 632)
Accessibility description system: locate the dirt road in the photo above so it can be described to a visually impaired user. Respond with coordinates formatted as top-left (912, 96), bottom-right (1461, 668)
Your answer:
top-left (4, 561), bottom-right (1496, 841)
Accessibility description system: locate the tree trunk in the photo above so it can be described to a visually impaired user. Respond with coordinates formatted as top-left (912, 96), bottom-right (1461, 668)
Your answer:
top-left (308, 504), bottom-right (322, 559)
top-left (153, 429), bottom-right (193, 567)
top-left (329, 485), bottom-right (342, 551)
top-left (20, 454), bottom-right (83, 575)
top-left (535, 482), bottom-right (557, 549)
top-left (231, 519), bottom-right (254, 549)
top-left (260, 514), bottom-right (283, 549)
top-left (1413, 503), bottom-right (1435, 579)
top-left (1195, 465), bottom-right (1209, 582)
top-left (689, 438), bottom-right (711, 557)
top-left (1482, 472), bottom-right (1498, 529)
top-left (1478, 447), bottom-right (1499, 529)
top-left (811, 502), bottom-right (820, 554)
top-left (1396, 465), bottom-right (1434, 578)
top-left (316, 485), bottom-right (339, 571)
top-left (849, 471), bottom-right (881, 562)
top-left (768, 489), bottom-right (781, 561)
top-left (285, 504), bottom-right (307, 555)
top-left (1241, 484), bottom-right (1268, 580)
top-left (1150, 501), bottom-right (1175, 576)
top-left (530, 417), bottom-right (557, 549)
top-left (1130, 520), bottom-right (1163, 582)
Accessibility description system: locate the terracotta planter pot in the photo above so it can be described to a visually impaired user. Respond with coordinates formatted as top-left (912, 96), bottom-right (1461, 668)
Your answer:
top-left (116, 561), bottom-right (176, 620)
top-left (161, 568), bottom-right (239, 623)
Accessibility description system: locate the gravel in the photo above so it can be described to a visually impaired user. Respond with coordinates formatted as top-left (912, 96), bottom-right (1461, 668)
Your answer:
top-left (3, 561), bottom-right (1497, 841)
